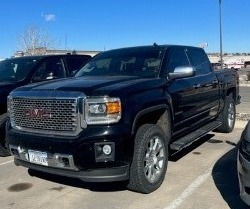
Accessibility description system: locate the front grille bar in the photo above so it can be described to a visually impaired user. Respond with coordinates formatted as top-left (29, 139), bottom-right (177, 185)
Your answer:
top-left (9, 94), bottom-right (84, 136)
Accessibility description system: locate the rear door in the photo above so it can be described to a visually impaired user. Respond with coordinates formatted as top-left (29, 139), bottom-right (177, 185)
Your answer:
top-left (186, 47), bottom-right (220, 119)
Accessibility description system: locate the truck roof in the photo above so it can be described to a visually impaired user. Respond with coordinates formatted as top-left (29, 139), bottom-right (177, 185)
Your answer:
top-left (102, 44), bottom-right (203, 53)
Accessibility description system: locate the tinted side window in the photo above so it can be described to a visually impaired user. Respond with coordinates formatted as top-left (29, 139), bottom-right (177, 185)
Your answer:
top-left (32, 58), bottom-right (65, 82)
top-left (65, 56), bottom-right (91, 76)
top-left (166, 48), bottom-right (190, 73)
top-left (187, 48), bottom-right (211, 75)
top-left (0, 58), bottom-right (38, 81)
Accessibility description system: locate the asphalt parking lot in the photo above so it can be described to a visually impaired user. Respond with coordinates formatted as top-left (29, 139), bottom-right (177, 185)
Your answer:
top-left (0, 87), bottom-right (249, 209)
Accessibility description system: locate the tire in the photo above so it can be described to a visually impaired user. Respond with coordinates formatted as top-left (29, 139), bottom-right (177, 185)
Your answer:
top-left (127, 124), bottom-right (169, 193)
top-left (0, 113), bottom-right (10, 157)
top-left (216, 94), bottom-right (236, 133)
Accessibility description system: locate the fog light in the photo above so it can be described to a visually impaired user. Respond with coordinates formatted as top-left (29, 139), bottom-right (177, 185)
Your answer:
top-left (56, 156), bottom-right (70, 168)
top-left (103, 145), bottom-right (112, 155)
top-left (95, 142), bottom-right (115, 162)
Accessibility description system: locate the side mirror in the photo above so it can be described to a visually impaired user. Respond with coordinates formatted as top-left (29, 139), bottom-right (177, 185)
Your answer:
top-left (45, 72), bottom-right (56, 80)
top-left (31, 72), bottom-right (55, 83)
top-left (168, 66), bottom-right (195, 80)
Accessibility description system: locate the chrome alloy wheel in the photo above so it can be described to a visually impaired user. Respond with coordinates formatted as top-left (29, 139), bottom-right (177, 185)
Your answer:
top-left (228, 102), bottom-right (235, 128)
top-left (144, 136), bottom-right (166, 183)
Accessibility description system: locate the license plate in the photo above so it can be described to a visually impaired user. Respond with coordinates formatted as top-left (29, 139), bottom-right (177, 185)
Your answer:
top-left (28, 150), bottom-right (48, 166)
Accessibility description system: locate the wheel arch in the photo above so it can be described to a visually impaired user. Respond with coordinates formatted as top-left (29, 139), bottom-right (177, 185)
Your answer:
top-left (131, 104), bottom-right (173, 137)
top-left (226, 87), bottom-right (236, 102)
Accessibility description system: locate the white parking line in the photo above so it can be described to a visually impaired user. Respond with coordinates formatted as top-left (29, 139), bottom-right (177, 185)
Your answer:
top-left (0, 160), bottom-right (14, 166)
top-left (164, 166), bottom-right (212, 209)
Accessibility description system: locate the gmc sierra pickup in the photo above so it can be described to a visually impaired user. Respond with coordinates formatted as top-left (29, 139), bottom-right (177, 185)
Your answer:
top-left (7, 44), bottom-right (240, 193)
top-left (0, 54), bottom-right (91, 156)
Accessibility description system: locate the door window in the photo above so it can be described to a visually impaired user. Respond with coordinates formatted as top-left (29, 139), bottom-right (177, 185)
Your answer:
top-left (166, 48), bottom-right (190, 74)
top-left (32, 58), bottom-right (65, 82)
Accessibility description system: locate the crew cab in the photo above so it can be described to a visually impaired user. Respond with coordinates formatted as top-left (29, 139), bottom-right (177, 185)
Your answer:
top-left (0, 54), bottom-right (91, 156)
top-left (6, 45), bottom-right (240, 193)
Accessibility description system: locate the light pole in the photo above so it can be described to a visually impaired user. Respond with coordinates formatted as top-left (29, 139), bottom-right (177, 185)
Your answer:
top-left (219, 0), bottom-right (223, 69)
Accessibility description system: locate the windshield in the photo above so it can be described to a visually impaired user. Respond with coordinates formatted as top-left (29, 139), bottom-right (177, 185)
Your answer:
top-left (76, 48), bottom-right (164, 78)
top-left (0, 58), bottom-right (39, 82)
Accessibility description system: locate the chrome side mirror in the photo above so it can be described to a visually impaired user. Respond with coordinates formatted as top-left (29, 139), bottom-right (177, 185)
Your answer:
top-left (169, 66), bottom-right (195, 80)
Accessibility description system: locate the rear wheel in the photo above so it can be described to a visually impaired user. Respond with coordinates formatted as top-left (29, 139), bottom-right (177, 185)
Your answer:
top-left (216, 93), bottom-right (236, 133)
top-left (0, 113), bottom-right (10, 157)
top-left (127, 124), bottom-right (168, 193)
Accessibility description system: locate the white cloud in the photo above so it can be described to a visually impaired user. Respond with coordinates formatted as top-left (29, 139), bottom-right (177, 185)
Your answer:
top-left (43, 14), bottom-right (56, 22)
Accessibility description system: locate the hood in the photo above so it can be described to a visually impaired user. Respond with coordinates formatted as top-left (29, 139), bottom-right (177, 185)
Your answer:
top-left (13, 76), bottom-right (165, 97)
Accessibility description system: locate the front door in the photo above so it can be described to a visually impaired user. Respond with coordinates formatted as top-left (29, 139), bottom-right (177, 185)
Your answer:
top-left (165, 47), bottom-right (219, 135)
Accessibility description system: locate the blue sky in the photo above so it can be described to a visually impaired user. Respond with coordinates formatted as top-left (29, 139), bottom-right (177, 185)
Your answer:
top-left (0, 0), bottom-right (249, 59)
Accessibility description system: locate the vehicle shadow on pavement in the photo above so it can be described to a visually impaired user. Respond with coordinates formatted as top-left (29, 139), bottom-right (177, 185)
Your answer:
top-left (212, 145), bottom-right (249, 209)
top-left (27, 169), bottom-right (128, 192)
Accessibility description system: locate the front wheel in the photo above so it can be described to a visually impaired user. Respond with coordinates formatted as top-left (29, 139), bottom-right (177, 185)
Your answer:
top-left (216, 94), bottom-right (236, 133)
top-left (127, 124), bottom-right (168, 193)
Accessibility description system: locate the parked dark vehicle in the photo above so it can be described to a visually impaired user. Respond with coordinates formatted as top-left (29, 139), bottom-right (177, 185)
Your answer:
top-left (238, 121), bottom-right (250, 206)
top-left (244, 61), bottom-right (250, 69)
top-left (211, 62), bottom-right (222, 70)
top-left (0, 54), bottom-right (91, 156)
top-left (7, 44), bottom-right (240, 193)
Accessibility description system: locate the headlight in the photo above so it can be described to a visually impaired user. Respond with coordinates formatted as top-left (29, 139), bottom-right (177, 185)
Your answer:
top-left (241, 122), bottom-right (250, 154)
top-left (85, 97), bottom-right (121, 125)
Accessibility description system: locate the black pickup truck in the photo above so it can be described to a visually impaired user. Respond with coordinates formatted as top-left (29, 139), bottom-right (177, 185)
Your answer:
top-left (0, 54), bottom-right (91, 156)
top-left (7, 45), bottom-right (240, 193)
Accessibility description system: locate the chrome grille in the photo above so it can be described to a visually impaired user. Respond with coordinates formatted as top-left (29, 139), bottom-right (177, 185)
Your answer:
top-left (10, 98), bottom-right (78, 133)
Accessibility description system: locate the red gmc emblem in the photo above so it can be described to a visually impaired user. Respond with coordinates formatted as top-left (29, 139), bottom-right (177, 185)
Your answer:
top-left (25, 108), bottom-right (51, 119)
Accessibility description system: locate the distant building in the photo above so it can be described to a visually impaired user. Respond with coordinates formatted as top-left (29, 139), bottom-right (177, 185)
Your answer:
top-left (14, 48), bottom-right (100, 57)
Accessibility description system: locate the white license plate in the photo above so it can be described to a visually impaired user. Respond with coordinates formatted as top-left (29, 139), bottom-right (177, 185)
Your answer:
top-left (28, 150), bottom-right (48, 166)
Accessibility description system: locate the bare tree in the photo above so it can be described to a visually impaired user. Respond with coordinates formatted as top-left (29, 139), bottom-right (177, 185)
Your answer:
top-left (17, 25), bottom-right (56, 55)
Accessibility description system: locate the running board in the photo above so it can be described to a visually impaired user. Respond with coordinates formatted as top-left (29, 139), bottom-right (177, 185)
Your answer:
top-left (170, 121), bottom-right (222, 151)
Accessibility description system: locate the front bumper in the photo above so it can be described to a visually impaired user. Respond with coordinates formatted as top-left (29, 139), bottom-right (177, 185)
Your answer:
top-left (7, 123), bottom-right (132, 182)
top-left (237, 150), bottom-right (250, 206)
top-left (14, 158), bottom-right (129, 182)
